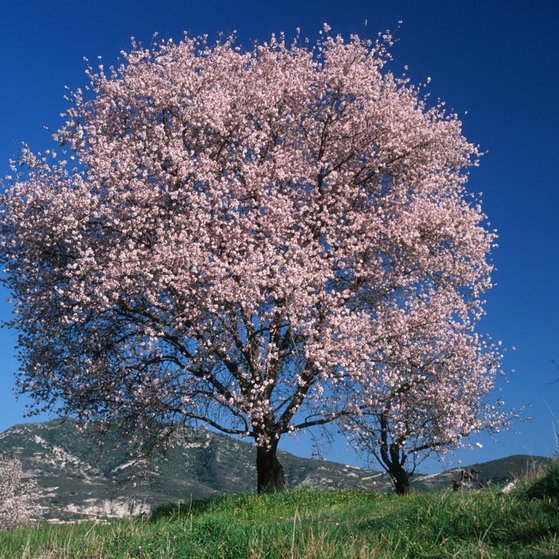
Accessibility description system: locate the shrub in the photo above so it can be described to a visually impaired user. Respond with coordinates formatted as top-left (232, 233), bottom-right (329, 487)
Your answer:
top-left (522, 457), bottom-right (559, 502)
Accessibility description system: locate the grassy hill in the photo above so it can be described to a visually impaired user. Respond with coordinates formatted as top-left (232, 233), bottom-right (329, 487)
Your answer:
top-left (0, 418), bottom-right (551, 522)
top-left (1, 483), bottom-right (559, 558)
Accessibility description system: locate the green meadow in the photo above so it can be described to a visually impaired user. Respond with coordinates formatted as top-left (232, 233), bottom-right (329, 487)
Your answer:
top-left (2, 460), bottom-right (559, 559)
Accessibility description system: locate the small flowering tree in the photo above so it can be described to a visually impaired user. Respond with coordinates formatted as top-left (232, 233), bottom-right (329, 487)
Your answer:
top-left (0, 26), bottom-right (503, 492)
top-left (342, 292), bottom-right (505, 494)
top-left (0, 459), bottom-right (40, 527)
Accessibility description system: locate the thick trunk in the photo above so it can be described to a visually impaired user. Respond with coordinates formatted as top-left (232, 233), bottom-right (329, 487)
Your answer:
top-left (378, 416), bottom-right (411, 496)
top-left (256, 444), bottom-right (285, 493)
top-left (389, 464), bottom-right (411, 495)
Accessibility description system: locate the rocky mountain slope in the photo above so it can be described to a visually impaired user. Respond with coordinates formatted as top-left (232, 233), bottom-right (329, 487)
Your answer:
top-left (0, 418), bottom-right (550, 521)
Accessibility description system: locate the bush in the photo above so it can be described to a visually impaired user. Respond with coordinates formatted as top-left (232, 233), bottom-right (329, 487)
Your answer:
top-left (522, 457), bottom-right (559, 502)
top-left (0, 458), bottom-right (41, 528)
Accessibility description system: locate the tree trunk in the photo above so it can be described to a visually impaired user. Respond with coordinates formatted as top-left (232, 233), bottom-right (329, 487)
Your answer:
top-left (378, 416), bottom-right (411, 496)
top-left (256, 443), bottom-right (285, 493)
top-left (388, 463), bottom-right (411, 495)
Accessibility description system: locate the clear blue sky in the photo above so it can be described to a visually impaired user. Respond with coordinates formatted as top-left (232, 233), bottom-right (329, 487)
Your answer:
top-left (0, 0), bottom-right (557, 473)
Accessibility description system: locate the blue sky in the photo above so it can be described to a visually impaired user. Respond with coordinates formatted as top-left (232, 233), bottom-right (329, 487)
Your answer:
top-left (0, 0), bottom-right (557, 472)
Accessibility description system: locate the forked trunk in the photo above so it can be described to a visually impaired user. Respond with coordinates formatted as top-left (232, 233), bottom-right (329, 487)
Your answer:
top-left (379, 416), bottom-right (411, 495)
top-left (388, 463), bottom-right (411, 495)
top-left (256, 443), bottom-right (285, 493)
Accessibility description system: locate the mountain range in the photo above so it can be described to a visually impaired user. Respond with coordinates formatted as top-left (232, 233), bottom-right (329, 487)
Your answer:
top-left (0, 418), bottom-right (550, 522)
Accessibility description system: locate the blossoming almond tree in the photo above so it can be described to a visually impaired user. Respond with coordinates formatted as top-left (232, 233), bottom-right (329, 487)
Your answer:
top-left (342, 289), bottom-right (505, 494)
top-left (0, 26), bottom-right (503, 492)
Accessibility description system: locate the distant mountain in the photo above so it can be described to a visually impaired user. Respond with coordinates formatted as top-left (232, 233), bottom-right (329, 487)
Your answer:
top-left (0, 419), bottom-right (551, 522)
top-left (0, 418), bottom-right (389, 521)
top-left (411, 454), bottom-right (551, 493)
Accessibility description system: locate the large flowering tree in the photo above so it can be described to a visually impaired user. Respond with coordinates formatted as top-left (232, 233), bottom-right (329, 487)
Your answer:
top-left (0, 26), bottom-right (504, 492)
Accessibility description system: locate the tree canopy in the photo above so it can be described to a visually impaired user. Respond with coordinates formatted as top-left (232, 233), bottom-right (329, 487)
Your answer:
top-left (0, 26), bottom-right (505, 492)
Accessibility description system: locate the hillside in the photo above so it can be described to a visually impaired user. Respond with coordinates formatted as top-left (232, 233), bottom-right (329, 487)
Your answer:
top-left (0, 418), bottom-right (389, 520)
top-left (0, 418), bottom-right (550, 521)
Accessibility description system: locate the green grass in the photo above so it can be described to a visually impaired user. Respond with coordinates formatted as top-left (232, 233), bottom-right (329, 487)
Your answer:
top-left (1, 484), bottom-right (558, 558)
